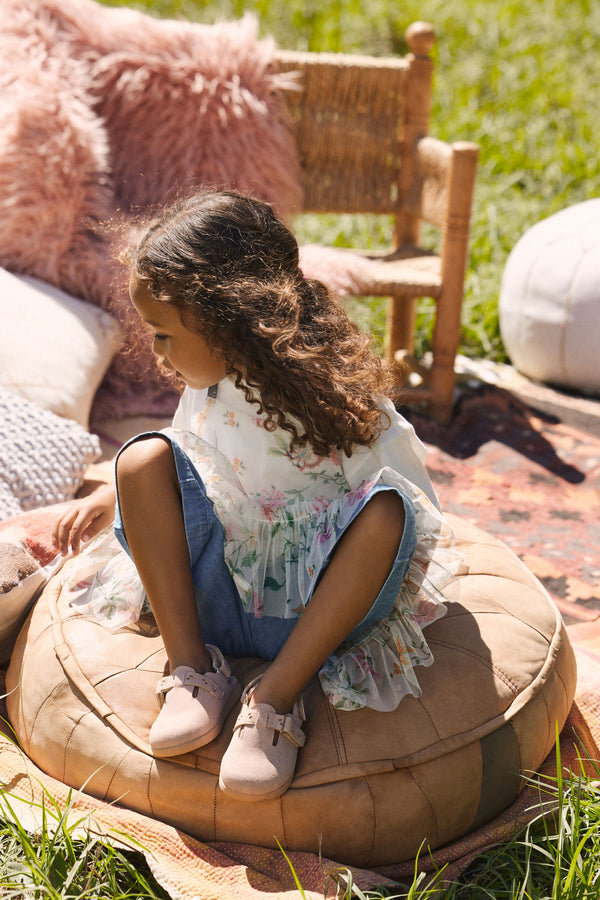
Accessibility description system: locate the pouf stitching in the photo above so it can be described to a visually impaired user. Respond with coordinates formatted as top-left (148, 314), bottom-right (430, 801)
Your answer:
top-left (427, 636), bottom-right (522, 694)
top-left (389, 615), bottom-right (568, 770)
top-left (48, 580), bottom-right (153, 754)
top-left (558, 247), bottom-right (590, 383)
top-left (62, 707), bottom-right (93, 784)
top-left (323, 691), bottom-right (348, 765)
top-left (45, 572), bottom-right (567, 778)
top-left (362, 775), bottom-right (378, 864)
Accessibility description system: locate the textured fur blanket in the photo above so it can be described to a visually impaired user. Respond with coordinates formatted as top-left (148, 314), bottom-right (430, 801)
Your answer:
top-left (0, 0), bottom-right (303, 421)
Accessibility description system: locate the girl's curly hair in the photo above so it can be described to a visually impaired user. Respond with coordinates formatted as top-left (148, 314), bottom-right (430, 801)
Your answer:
top-left (133, 189), bottom-right (400, 457)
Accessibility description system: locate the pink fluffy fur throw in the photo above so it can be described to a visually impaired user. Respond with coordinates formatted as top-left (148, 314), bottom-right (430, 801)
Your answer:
top-left (0, 0), bottom-right (304, 420)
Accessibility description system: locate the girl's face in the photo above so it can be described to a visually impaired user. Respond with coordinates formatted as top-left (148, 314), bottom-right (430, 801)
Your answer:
top-left (130, 273), bottom-right (227, 390)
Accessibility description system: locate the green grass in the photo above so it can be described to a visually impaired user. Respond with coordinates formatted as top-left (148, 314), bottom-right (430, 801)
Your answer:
top-left (0, 784), bottom-right (170, 899)
top-left (1, 747), bottom-right (600, 899)
top-left (100, 0), bottom-right (600, 361)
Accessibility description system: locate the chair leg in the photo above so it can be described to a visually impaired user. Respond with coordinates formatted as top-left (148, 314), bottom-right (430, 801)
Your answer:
top-left (427, 360), bottom-right (455, 424)
top-left (427, 285), bottom-right (463, 424)
top-left (385, 294), bottom-right (417, 362)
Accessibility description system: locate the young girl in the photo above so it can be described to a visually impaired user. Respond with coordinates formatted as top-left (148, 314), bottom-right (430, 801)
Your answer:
top-left (53, 190), bottom-right (459, 803)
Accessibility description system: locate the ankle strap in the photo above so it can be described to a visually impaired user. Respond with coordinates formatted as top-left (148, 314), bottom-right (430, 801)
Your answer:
top-left (234, 704), bottom-right (306, 748)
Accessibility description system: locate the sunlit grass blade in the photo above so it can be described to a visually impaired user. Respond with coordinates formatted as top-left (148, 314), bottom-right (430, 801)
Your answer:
top-left (275, 837), bottom-right (308, 900)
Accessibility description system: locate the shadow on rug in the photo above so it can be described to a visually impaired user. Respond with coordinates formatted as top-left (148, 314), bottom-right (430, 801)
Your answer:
top-left (405, 385), bottom-right (600, 625)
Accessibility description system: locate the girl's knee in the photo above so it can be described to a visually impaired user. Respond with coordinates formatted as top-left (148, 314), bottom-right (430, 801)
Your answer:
top-left (362, 490), bottom-right (406, 544)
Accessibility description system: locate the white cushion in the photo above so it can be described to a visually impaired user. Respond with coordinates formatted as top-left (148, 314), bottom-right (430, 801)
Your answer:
top-left (0, 268), bottom-right (121, 426)
top-left (499, 199), bottom-right (600, 396)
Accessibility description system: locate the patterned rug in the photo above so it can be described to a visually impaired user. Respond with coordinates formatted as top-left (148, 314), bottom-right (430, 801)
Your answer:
top-left (406, 384), bottom-right (600, 627)
top-left (1, 381), bottom-right (599, 899)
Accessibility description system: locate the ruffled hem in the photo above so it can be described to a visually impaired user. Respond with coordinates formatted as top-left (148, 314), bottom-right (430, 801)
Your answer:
top-left (317, 465), bottom-right (462, 711)
top-left (63, 528), bottom-right (147, 631)
top-left (317, 552), bottom-right (453, 711)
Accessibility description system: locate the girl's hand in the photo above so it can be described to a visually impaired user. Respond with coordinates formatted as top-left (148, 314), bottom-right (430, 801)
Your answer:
top-left (52, 483), bottom-right (117, 557)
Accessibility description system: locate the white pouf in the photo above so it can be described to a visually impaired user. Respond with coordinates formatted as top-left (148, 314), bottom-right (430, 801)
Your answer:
top-left (499, 199), bottom-right (600, 396)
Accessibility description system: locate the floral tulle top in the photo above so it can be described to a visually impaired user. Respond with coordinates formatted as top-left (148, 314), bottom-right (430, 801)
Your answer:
top-left (64, 377), bottom-right (462, 711)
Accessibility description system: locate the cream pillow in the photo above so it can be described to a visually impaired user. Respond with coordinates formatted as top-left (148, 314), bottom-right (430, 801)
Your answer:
top-left (0, 268), bottom-right (121, 427)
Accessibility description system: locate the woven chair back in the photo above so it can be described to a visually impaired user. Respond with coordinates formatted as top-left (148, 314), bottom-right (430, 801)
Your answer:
top-left (274, 50), bottom-right (412, 214)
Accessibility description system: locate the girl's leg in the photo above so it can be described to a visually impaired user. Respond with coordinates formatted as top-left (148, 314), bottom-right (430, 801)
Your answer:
top-left (219, 490), bottom-right (406, 800)
top-left (250, 490), bottom-right (406, 713)
top-left (116, 436), bottom-right (241, 757)
top-left (116, 435), bottom-right (212, 674)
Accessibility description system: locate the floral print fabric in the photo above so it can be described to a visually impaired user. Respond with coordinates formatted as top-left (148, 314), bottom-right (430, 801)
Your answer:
top-left (64, 377), bottom-right (462, 711)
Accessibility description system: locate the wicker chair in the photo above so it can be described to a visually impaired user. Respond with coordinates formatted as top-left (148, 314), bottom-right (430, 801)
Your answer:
top-left (274, 22), bottom-right (479, 423)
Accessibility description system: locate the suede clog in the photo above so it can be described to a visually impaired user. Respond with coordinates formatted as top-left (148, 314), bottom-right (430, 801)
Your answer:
top-left (219, 678), bottom-right (306, 801)
top-left (149, 644), bottom-right (240, 758)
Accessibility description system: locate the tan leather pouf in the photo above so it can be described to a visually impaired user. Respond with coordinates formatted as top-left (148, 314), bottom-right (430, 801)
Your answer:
top-left (6, 515), bottom-right (576, 867)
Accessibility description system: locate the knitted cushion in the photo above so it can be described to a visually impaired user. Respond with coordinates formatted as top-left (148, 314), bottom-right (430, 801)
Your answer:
top-left (6, 515), bottom-right (576, 867)
top-left (0, 389), bottom-right (101, 521)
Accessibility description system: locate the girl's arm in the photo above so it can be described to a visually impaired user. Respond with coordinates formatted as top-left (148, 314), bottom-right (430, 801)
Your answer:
top-left (52, 481), bottom-right (116, 557)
